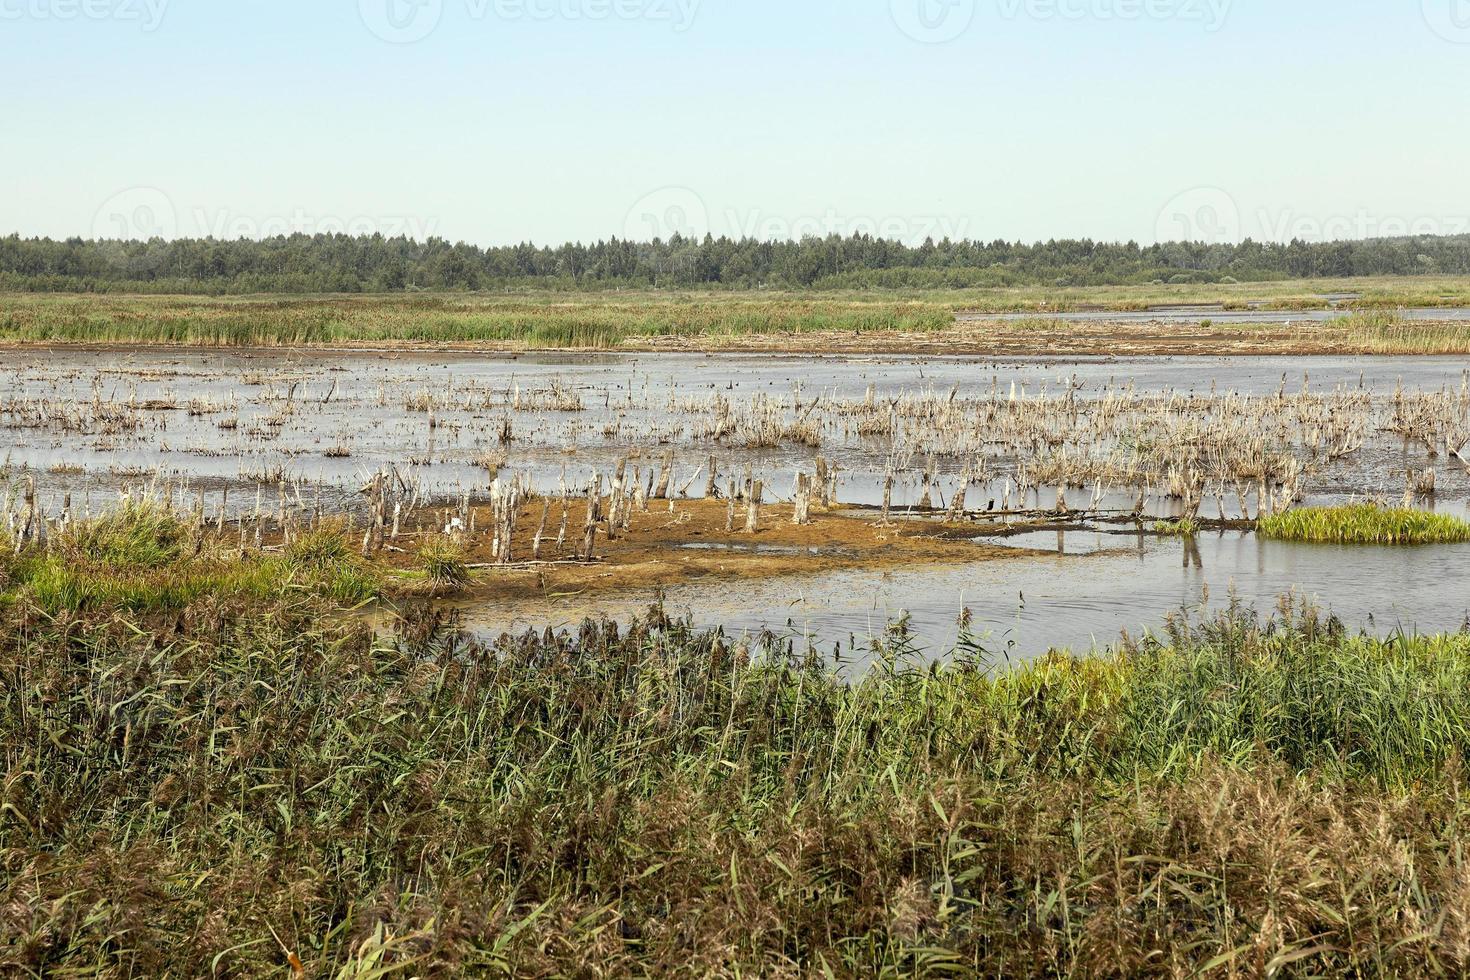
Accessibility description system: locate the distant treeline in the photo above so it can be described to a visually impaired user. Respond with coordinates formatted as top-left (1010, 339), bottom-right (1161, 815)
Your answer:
top-left (3, 232), bottom-right (1470, 293)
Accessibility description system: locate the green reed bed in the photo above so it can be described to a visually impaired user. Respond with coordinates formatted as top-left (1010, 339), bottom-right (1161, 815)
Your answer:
top-left (1259, 503), bottom-right (1470, 545)
top-left (2, 504), bottom-right (379, 614)
top-left (7, 288), bottom-right (1470, 351)
top-left (0, 293), bottom-right (955, 348)
top-left (7, 508), bottom-right (1470, 975)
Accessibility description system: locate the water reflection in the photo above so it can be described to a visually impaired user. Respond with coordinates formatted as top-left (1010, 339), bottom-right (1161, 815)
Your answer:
top-left (455, 531), bottom-right (1470, 662)
top-left (970, 307), bottom-right (1470, 325)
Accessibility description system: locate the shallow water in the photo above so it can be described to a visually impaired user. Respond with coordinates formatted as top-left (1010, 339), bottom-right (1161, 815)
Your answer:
top-left (7, 348), bottom-right (1470, 658)
top-left (454, 530), bottom-right (1470, 662)
top-left (967, 306), bottom-right (1470, 325)
top-left (3, 348), bottom-right (1467, 514)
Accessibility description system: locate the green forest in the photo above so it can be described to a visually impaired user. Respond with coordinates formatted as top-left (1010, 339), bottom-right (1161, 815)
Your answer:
top-left (4, 231), bottom-right (1470, 294)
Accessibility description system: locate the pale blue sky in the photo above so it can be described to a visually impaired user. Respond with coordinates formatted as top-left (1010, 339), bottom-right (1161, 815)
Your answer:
top-left (4, 0), bottom-right (1467, 246)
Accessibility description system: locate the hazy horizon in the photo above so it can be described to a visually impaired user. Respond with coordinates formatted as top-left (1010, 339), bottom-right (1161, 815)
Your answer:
top-left (6, 1), bottom-right (1468, 249)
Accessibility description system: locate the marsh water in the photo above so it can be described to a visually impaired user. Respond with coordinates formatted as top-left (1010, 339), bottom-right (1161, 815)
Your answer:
top-left (449, 527), bottom-right (1470, 662)
top-left (5, 347), bottom-right (1468, 501)
top-left (967, 306), bottom-right (1470, 325)
top-left (7, 348), bottom-right (1470, 656)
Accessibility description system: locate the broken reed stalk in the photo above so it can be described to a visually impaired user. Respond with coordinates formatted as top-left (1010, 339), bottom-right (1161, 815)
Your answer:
top-left (744, 479), bottom-right (762, 533)
top-left (532, 498), bottom-right (550, 560)
top-left (793, 473), bottom-right (811, 526)
top-left (582, 474), bottom-right (602, 561)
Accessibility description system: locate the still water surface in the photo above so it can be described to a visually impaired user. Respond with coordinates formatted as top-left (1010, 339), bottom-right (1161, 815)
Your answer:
top-left (454, 528), bottom-right (1470, 661)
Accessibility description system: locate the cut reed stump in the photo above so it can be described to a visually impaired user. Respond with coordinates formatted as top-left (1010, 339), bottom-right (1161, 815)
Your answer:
top-left (744, 480), bottom-right (762, 533)
top-left (582, 474), bottom-right (602, 561)
top-left (793, 473), bottom-right (811, 525)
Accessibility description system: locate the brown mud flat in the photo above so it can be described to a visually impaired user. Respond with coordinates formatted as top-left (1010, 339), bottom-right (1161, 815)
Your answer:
top-left (378, 498), bottom-right (1034, 605)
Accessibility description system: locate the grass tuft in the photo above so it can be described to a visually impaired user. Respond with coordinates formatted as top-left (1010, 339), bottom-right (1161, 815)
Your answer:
top-left (1259, 503), bottom-right (1470, 544)
top-left (59, 498), bottom-right (191, 568)
top-left (7, 507), bottom-right (379, 613)
top-left (1153, 516), bottom-right (1198, 537)
top-left (418, 539), bottom-right (470, 588)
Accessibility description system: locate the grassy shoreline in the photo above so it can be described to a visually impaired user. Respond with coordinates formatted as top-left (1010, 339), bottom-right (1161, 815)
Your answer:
top-left (2, 280), bottom-right (1470, 354)
top-left (0, 292), bottom-right (957, 348)
top-left (6, 507), bottom-right (1470, 974)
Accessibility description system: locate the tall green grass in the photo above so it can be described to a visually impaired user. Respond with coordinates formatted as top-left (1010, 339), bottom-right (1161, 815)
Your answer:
top-left (1259, 503), bottom-right (1470, 544)
top-left (2, 502), bottom-right (380, 613)
top-left (0, 293), bottom-right (956, 348)
top-left (6, 538), bottom-right (1470, 975)
top-left (417, 538), bottom-right (469, 587)
top-left (1325, 308), bottom-right (1470, 354)
top-left (4, 285), bottom-right (1470, 350)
